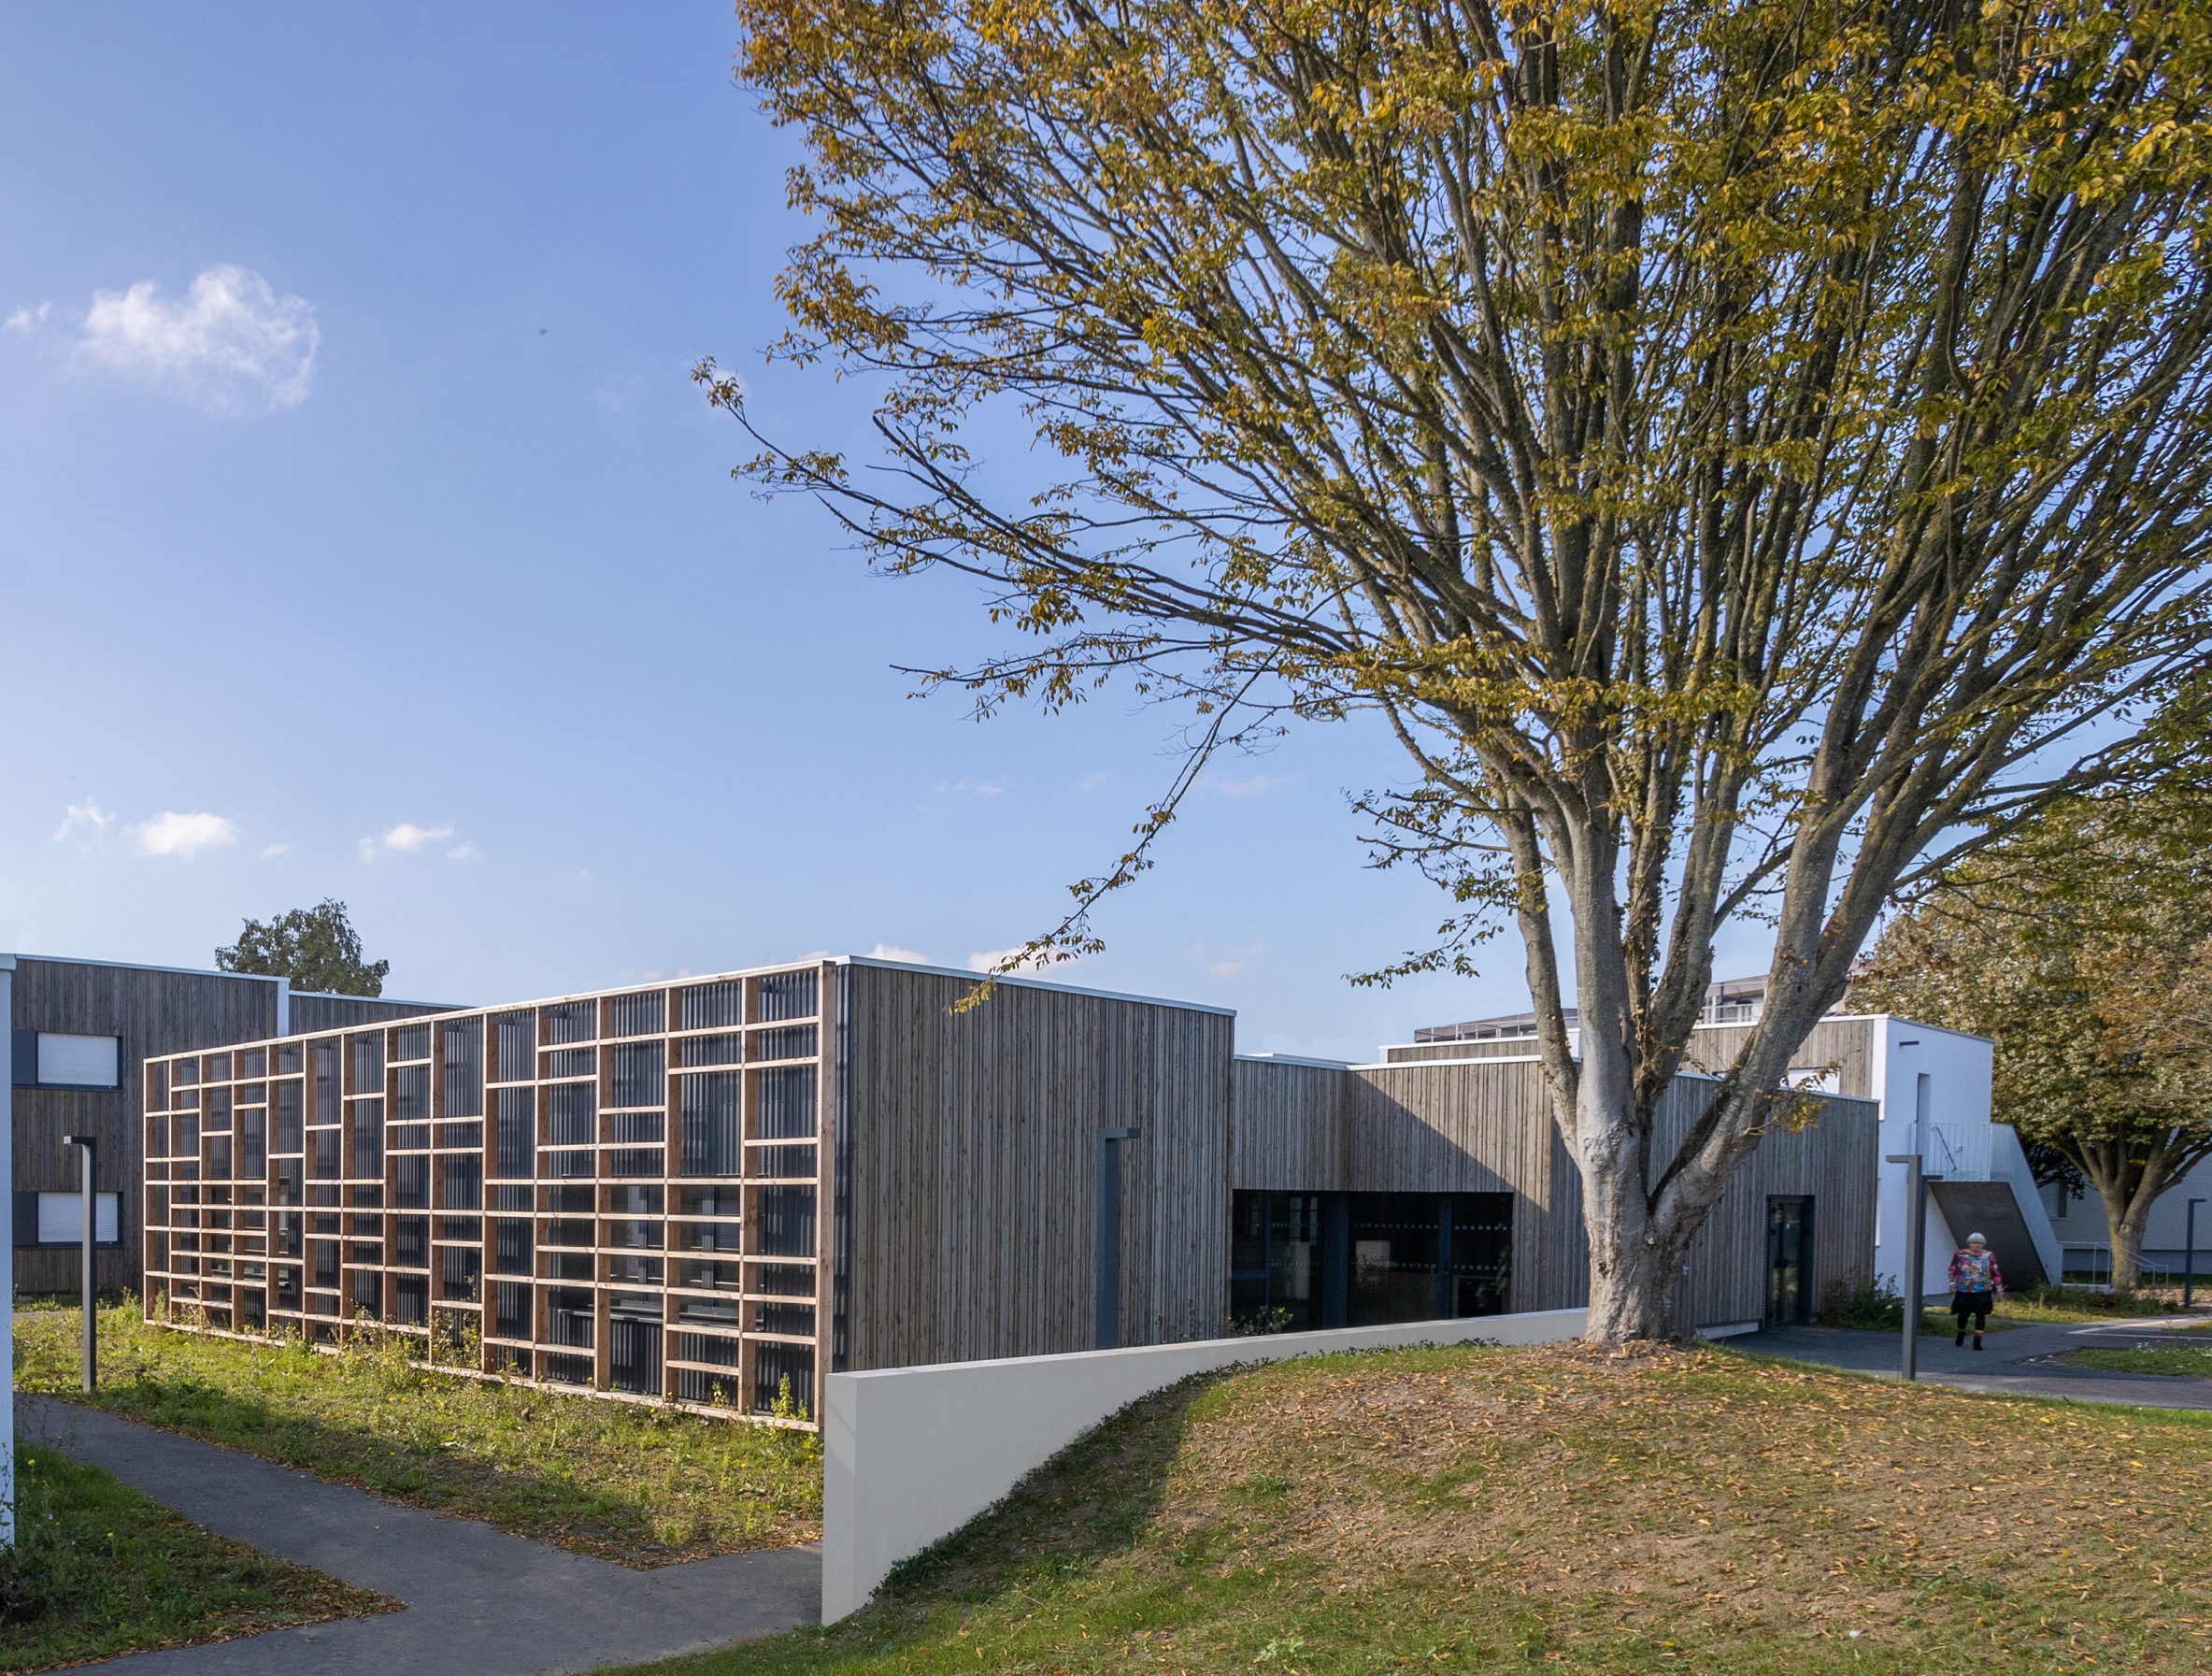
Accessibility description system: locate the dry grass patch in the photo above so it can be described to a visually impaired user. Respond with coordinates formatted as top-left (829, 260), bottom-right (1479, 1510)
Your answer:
top-left (638, 1340), bottom-right (2212, 1675)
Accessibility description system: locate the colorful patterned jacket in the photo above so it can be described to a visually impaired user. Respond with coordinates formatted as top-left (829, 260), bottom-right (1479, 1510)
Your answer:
top-left (1948, 1249), bottom-right (2003, 1294)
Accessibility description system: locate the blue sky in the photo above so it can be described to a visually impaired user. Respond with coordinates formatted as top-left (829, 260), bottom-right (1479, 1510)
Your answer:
top-left (0, 5), bottom-right (1777, 1057)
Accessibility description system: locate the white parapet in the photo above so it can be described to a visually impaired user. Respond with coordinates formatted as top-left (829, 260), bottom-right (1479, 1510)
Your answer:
top-left (821, 1306), bottom-right (1589, 1622)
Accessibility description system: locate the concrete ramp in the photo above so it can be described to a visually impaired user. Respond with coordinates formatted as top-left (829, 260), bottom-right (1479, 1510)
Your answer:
top-left (1928, 1180), bottom-right (2048, 1289)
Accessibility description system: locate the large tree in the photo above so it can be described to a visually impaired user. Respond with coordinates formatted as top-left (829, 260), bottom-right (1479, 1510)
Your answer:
top-left (217, 899), bottom-right (391, 997)
top-left (715, 0), bottom-right (2212, 1339)
top-left (1854, 792), bottom-right (2212, 1287)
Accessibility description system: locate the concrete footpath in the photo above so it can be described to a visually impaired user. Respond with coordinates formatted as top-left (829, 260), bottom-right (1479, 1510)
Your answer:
top-left (1744, 1315), bottom-right (2212, 1410)
top-left (20, 1395), bottom-right (821, 1674)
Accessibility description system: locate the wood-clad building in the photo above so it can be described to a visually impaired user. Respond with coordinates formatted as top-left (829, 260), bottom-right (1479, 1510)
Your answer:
top-left (138, 957), bottom-right (1235, 1426)
top-left (3, 953), bottom-right (451, 1297)
top-left (1231, 1051), bottom-right (1879, 1332)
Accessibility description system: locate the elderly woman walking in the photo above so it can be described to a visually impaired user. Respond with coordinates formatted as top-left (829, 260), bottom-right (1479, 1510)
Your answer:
top-left (1949, 1233), bottom-right (2005, 1350)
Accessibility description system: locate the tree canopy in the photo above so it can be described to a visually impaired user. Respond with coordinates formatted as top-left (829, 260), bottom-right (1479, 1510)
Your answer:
top-left (216, 899), bottom-right (391, 997)
top-left (721, 0), bottom-right (2212, 1338)
top-left (1853, 786), bottom-right (2212, 1283)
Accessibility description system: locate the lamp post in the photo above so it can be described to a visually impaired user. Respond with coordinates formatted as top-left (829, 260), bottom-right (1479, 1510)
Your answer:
top-left (1094, 1127), bottom-right (1141, 1350)
top-left (1885, 1153), bottom-right (1942, 1381)
top-left (62, 1134), bottom-right (96, 1392)
top-left (2189, 1199), bottom-right (2205, 1310)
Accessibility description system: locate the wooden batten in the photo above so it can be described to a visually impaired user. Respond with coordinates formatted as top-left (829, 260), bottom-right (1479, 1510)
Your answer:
top-left (838, 963), bottom-right (1234, 1371)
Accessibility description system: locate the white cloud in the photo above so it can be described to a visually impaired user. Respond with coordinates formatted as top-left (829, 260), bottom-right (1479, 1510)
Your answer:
top-left (74, 265), bottom-right (318, 415)
top-left (360, 822), bottom-right (454, 863)
top-left (447, 841), bottom-right (483, 862)
top-left (1216, 773), bottom-right (1292, 795)
top-left (867, 943), bottom-right (931, 965)
top-left (259, 842), bottom-right (293, 859)
top-left (52, 800), bottom-right (113, 843)
top-left (136, 810), bottom-right (237, 858)
top-left (1192, 941), bottom-right (1265, 981)
top-left (1208, 961), bottom-right (1249, 980)
top-left (7, 302), bottom-right (52, 335)
top-left (941, 776), bottom-right (1005, 796)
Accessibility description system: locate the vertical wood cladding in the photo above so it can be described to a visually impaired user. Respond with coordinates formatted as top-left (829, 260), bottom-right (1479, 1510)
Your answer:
top-left (1659, 1077), bottom-right (1880, 1325)
top-left (1230, 1060), bottom-right (1347, 1192)
top-left (288, 994), bottom-right (463, 1033)
top-left (1232, 1053), bottom-right (1877, 1325)
top-left (840, 963), bottom-right (1234, 1370)
top-left (11, 959), bottom-right (278, 1296)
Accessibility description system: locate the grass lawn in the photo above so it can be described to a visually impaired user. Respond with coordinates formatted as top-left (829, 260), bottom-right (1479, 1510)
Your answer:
top-left (2062, 1341), bottom-right (2212, 1377)
top-left (623, 1341), bottom-right (2212, 1676)
top-left (0, 1444), bottom-right (388, 1670)
top-left (14, 1303), bottom-right (821, 1567)
top-left (1994, 1285), bottom-right (2184, 1325)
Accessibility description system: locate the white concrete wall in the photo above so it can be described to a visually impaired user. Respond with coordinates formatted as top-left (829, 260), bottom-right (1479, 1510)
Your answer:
top-left (1862, 1017), bottom-right (1996, 1296)
top-left (822, 1307), bottom-right (1588, 1623)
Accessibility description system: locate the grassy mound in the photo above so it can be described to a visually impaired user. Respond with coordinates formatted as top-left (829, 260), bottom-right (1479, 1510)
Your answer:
top-left (634, 1340), bottom-right (2212, 1674)
top-left (0, 1446), bottom-right (388, 1669)
top-left (15, 1303), bottom-right (821, 1566)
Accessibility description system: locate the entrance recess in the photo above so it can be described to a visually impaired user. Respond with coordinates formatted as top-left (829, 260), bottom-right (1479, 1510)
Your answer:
top-left (1764, 1196), bottom-right (1814, 1325)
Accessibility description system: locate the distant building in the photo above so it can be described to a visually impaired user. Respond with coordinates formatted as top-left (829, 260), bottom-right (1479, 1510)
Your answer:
top-left (1413, 974), bottom-right (1775, 1044)
top-left (3, 953), bottom-right (455, 1297)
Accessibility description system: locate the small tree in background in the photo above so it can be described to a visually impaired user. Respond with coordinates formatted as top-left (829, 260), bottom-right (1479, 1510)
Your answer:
top-left (1853, 790), bottom-right (2212, 1288)
top-left (217, 900), bottom-right (391, 997)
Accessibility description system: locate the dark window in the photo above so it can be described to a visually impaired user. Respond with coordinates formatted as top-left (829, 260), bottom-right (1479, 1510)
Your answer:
top-left (350, 1034), bottom-right (382, 1094)
top-left (546, 1082), bottom-right (594, 1147)
top-left (493, 1218), bottom-right (532, 1274)
top-left (758, 969), bottom-right (817, 1022)
top-left (679, 981), bottom-right (743, 1030)
top-left (756, 1144), bottom-right (816, 1179)
top-left (352, 1104), bottom-right (384, 1179)
top-left (752, 1340), bottom-right (813, 1417)
top-left (494, 1087), bottom-right (535, 1179)
top-left (277, 1082), bottom-right (303, 1153)
top-left (753, 1025), bottom-right (817, 1062)
top-left (542, 1353), bottom-right (592, 1386)
top-left (754, 1301), bottom-right (814, 1337)
top-left (241, 1108), bottom-right (267, 1179)
top-left (393, 1273), bottom-right (427, 1325)
top-left (277, 1041), bottom-right (303, 1075)
top-left (394, 1215), bottom-right (430, 1268)
top-left (678, 1033), bottom-right (741, 1067)
top-left (395, 1155), bottom-right (430, 1210)
top-left (676, 1331), bottom-right (739, 1368)
top-left (545, 1002), bottom-right (594, 1046)
top-left (609, 1315), bottom-right (661, 1395)
top-left (680, 1072), bottom-right (740, 1175)
top-left (752, 1262), bottom-right (813, 1296)
top-left (610, 1149), bottom-right (664, 1179)
top-left (492, 1280), bottom-right (530, 1339)
top-left (312, 1239), bottom-right (339, 1288)
top-left (606, 990), bottom-right (664, 1039)
top-left (547, 1287), bottom-right (593, 1348)
top-left (394, 1064), bottom-right (430, 1122)
top-left (438, 1020), bottom-right (483, 1118)
top-left (609, 1042), bottom-right (664, 1109)
top-left (276, 1265), bottom-right (302, 1311)
top-left (394, 1023), bottom-right (430, 1061)
top-left (313, 1039), bottom-right (339, 1122)
top-left (205, 1088), bottom-right (232, 1132)
top-left (441, 1245), bottom-right (481, 1302)
top-left (1230, 1192), bottom-right (1322, 1332)
top-left (756, 1067), bottom-right (817, 1139)
top-left (757, 1186), bottom-right (816, 1256)
top-left (312, 1129), bottom-right (340, 1181)
top-left (440, 1154), bottom-right (482, 1210)
top-left (494, 1011), bottom-right (535, 1083)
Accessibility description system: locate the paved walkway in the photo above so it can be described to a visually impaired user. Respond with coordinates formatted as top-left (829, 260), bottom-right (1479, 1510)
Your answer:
top-left (1743, 1315), bottom-right (2212, 1410)
top-left (20, 1396), bottom-right (820, 1674)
